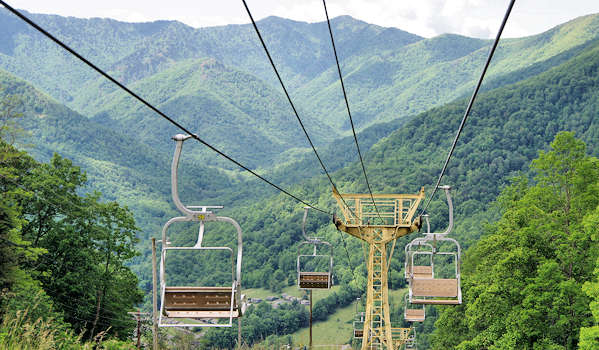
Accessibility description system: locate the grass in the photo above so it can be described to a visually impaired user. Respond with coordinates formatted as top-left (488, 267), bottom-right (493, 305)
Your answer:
top-left (288, 287), bottom-right (408, 347)
top-left (244, 286), bottom-right (409, 348)
top-left (245, 285), bottom-right (343, 301)
top-left (0, 308), bottom-right (135, 350)
top-left (244, 288), bottom-right (276, 300)
top-left (291, 302), bottom-right (355, 346)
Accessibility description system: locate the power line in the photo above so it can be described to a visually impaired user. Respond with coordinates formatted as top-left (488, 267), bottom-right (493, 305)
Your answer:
top-left (419, 0), bottom-right (516, 215)
top-left (0, 0), bottom-right (330, 216)
top-left (321, 0), bottom-right (383, 225)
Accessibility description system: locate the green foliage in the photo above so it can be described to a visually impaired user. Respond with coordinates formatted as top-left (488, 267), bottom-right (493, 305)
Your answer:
top-left (579, 205), bottom-right (599, 349)
top-left (0, 302), bottom-right (137, 349)
top-left (0, 134), bottom-right (142, 343)
top-left (4, 10), bottom-right (599, 348)
top-left (0, 88), bottom-right (27, 145)
top-left (200, 301), bottom-right (308, 348)
top-left (431, 132), bottom-right (599, 349)
top-left (312, 285), bottom-right (361, 322)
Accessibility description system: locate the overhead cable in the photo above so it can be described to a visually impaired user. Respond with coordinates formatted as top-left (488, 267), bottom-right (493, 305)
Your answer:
top-left (241, 0), bottom-right (344, 200)
top-left (242, 0), bottom-right (358, 272)
top-left (0, 0), bottom-right (330, 215)
top-left (321, 0), bottom-right (383, 224)
top-left (420, 0), bottom-right (516, 215)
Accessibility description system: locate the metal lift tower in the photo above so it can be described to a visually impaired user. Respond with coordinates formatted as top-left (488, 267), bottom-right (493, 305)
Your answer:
top-left (333, 187), bottom-right (424, 350)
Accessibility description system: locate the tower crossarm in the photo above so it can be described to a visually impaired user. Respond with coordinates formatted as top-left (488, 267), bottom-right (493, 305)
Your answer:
top-left (332, 186), bottom-right (424, 243)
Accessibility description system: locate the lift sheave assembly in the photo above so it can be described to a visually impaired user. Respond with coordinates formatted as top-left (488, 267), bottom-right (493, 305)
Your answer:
top-left (333, 186), bottom-right (424, 350)
top-left (154, 134), bottom-right (246, 329)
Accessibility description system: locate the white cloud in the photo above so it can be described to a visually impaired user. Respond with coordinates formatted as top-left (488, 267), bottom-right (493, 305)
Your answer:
top-left (98, 9), bottom-right (150, 23)
top-left (6, 0), bottom-right (599, 39)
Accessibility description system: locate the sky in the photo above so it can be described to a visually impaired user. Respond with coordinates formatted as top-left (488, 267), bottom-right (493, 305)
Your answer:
top-left (5, 0), bottom-right (599, 39)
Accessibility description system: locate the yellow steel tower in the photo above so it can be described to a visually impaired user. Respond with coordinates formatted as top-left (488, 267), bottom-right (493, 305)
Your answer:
top-left (333, 187), bottom-right (424, 350)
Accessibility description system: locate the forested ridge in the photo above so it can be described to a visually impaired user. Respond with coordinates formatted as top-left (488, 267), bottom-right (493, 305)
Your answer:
top-left (3, 8), bottom-right (599, 349)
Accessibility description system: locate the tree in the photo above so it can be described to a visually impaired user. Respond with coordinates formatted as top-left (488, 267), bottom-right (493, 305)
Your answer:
top-left (2, 150), bottom-right (143, 339)
top-left (579, 206), bottom-right (599, 349)
top-left (432, 132), bottom-right (599, 349)
top-left (0, 90), bottom-right (27, 146)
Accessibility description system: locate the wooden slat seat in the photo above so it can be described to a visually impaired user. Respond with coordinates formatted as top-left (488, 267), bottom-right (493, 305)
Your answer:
top-left (164, 286), bottom-right (240, 318)
top-left (299, 272), bottom-right (331, 289)
top-left (404, 308), bottom-right (425, 322)
top-left (408, 265), bottom-right (433, 279)
top-left (354, 329), bottom-right (363, 338)
top-left (410, 278), bottom-right (460, 305)
top-left (412, 279), bottom-right (458, 297)
top-left (166, 310), bottom-right (241, 318)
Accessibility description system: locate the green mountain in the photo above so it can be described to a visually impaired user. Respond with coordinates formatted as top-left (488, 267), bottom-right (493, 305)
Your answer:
top-left (196, 27), bottom-right (599, 346)
top-left (0, 10), bottom-right (421, 106)
top-left (82, 57), bottom-right (338, 169)
top-left (0, 69), bottom-right (242, 239)
top-left (4, 10), bottom-right (599, 174)
top-left (295, 14), bottom-right (599, 130)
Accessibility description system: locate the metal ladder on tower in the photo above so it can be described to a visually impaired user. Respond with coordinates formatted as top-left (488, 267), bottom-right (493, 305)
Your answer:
top-left (332, 186), bottom-right (424, 350)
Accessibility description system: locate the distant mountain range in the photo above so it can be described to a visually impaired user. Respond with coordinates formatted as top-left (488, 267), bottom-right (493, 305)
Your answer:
top-left (3, 10), bottom-right (599, 329)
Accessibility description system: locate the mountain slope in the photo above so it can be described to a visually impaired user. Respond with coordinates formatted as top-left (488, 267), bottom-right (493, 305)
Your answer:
top-left (214, 33), bottom-right (599, 293)
top-left (0, 9), bottom-right (422, 106)
top-left (0, 69), bottom-right (240, 237)
top-left (78, 57), bottom-right (338, 169)
top-left (294, 13), bottom-right (599, 130)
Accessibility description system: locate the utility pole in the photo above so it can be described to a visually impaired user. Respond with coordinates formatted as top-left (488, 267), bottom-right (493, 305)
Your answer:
top-left (309, 290), bottom-right (313, 348)
top-left (152, 238), bottom-right (158, 350)
top-left (127, 310), bottom-right (150, 349)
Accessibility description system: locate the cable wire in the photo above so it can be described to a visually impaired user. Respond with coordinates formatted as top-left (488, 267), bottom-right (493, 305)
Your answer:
top-left (419, 0), bottom-right (516, 215)
top-left (0, 0), bottom-right (330, 216)
top-left (321, 0), bottom-right (384, 225)
top-left (241, 0), bottom-right (347, 205)
top-left (242, 0), bottom-right (357, 272)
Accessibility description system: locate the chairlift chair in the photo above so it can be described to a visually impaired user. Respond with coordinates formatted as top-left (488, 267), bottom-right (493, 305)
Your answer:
top-left (407, 186), bottom-right (462, 305)
top-left (404, 240), bottom-right (434, 280)
top-left (157, 134), bottom-right (246, 328)
top-left (404, 294), bottom-right (425, 322)
top-left (353, 312), bottom-right (365, 339)
top-left (352, 298), bottom-right (366, 339)
top-left (297, 207), bottom-right (334, 289)
top-left (405, 327), bottom-right (417, 350)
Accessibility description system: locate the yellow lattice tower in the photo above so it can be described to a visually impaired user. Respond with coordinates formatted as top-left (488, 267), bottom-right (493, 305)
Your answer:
top-left (333, 187), bottom-right (424, 350)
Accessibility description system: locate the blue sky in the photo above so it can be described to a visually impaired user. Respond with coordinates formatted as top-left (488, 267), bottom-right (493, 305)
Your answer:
top-left (6, 0), bottom-right (599, 38)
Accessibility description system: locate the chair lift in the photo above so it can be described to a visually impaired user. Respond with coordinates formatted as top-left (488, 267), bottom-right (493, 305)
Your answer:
top-left (157, 134), bottom-right (246, 328)
top-left (405, 327), bottom-right (417, 350)
top-left (407, 186), bottom-right (462, 305)
top-left (404, 293), bottom-right (425, 323)
top-left (353, 298), bottom-right (365, 339)
top-left (297, 207), bottom-right (334, 289)
top-left (404, 240), bottom-right (434, 280)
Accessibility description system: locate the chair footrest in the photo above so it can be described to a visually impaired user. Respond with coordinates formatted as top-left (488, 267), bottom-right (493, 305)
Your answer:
top-left (165, 310), bottom-right (240, 318)
top-left (410, 298), bottom-right (460, 305)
